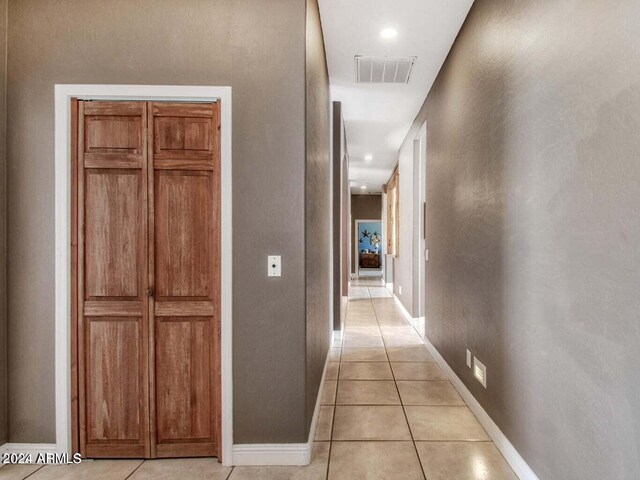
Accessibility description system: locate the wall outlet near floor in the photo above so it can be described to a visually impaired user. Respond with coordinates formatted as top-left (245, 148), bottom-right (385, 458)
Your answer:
top-left (398, 285), bottom-right (402, 294)
top-left (268, 255), bottom-right (281, 277)
top-left (473, 357), bottom-right (487, 388)
top-left (466, 349), bottom-right (472, 368)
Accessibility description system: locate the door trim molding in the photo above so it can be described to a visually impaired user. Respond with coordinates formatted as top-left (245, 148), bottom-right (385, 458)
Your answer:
top-left (54, 85), bottom-right (233, 465)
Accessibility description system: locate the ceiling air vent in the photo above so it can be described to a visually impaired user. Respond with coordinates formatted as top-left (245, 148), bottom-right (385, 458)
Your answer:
top-left (355, 56), bottom-right (416, 84)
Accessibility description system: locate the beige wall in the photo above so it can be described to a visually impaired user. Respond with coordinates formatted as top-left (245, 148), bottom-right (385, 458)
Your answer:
top-left (5, 0), bottom-right (317, 444)
top-left (405, 0), bottom-right (640, 478)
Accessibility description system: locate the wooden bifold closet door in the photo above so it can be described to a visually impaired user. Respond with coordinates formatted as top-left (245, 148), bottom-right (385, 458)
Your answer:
top-left (73, 100), bottom-right (221, 459)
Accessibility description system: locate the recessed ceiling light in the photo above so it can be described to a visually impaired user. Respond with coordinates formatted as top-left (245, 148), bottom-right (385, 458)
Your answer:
top-left (360, 185), bottom-right (367, 190)
top-left (380, 28), bottom-right (398, 39)
top-left (364, 154), bottom-right (373, 161)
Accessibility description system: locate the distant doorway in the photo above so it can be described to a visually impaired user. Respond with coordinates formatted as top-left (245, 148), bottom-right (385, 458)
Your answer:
top-left (414, 122), bottom-right (427, 335)
top-left (355, 219), bottom-right (383, 278)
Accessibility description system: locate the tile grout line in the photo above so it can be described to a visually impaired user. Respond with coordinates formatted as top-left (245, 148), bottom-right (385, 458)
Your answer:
top-left (21, 465), bottom-right (45, 480)
top-left (324, 366), bottom-right (339, 478)
top-left (371, 289), bottom-right (429, 480)
top-left (326, 379), bottom-right (452, 382)
top-left (324, 338), bottom-right (342, 480)
top-left (316, 439), bottom-right (494, 443)
top-left (224, 464), bottom-right (235, 480)
top-left (334, 280), bottom-right (431, 476)
top-left (122, 460), bottom-right (146, 480)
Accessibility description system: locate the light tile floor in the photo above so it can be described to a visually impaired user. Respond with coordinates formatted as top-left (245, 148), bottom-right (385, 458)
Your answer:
top-left (1, 278), bottom-right (517, 480)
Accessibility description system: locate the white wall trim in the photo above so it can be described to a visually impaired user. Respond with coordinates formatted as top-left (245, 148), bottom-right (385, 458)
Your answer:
top-left (0, 443), bottom-right (60, 464)
top-left (232, 443), bottom-right (313, 467)
top-left (392, 295), bottom-right (539, 480)
top-left (393, 293), bottom-right (413, 321)
top-left (385, 282), bottom-right (393, 293)
top-left (393, 294), bottom-right (424, 334)
top-left (338, 295), bottom-right (348, 334)
top-left (231, 343), bottom-right (331, 466)
top-left (53, 85), bottom-right (233, 464)
top-left (0, 443), bottom-right (59, 456)
top-left (422, 337), bottom-right (539, 480)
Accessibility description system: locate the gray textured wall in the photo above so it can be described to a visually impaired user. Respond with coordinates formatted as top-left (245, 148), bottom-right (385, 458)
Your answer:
top-left (409, 0), bottom-right (640, 478)
top-left (350, 195), bottom-right (382, 273)
top-left (0, 0), bottom-right (7, 446)
top-left (304, 0), bottom-right (331, 436)
top-left (6, 0), bottom-right (309, 444)
top-left (394, 134), bottom-right (415, 313)
top-left (341, 137), bottom-right (349, 298)
top-left (331, 101), bottom-right (344, 330)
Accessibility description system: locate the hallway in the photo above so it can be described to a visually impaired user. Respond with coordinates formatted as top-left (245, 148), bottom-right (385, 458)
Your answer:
top-left (319, 279), bottom-right (517, 479)
top-left (1, 279), bottom-right (517, 480)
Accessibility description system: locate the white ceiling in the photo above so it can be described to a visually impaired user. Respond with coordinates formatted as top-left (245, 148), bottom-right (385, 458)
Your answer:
top-left (318, 0), bottom-right (474, 194)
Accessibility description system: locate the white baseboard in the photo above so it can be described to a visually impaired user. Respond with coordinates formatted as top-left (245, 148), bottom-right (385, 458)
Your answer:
top-left (412, 316), bottom-right (425, 336)
top-left (231, 341), bottom-right (330, 466)
top-left (385, 282), bottom-right (393, 292)
top-left (0, 443), bottom-right (60, 463)
top-left (393, 295), bottom-right (425, 334)
top-left (391, 298), bottom-right (539, 480)
top-left (232, 443), bottom-right (312, 466)
top-left (0, 443), bottom-right (59, 454)
top-left (422, 338), bottom-right (539, 480)
top-left (6, 334), bottom-right (332, 468)
top-left (393, 293), bottom-right (412, 320)
top-left (340, 296), bottom-right (348, 332)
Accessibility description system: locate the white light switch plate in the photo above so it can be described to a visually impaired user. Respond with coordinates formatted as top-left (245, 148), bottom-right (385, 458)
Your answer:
top-left (268, 255), bottom-right (281, 277)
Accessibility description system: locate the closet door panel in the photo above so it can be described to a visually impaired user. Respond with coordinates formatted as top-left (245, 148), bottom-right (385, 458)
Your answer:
top-left (85, 170), bottom-right (142, 298)
top-left (155, 318), bottom-right (212, 443)
top-left (154, 171), bottom-right (213, 299)
top-left (75, 100), bottom-right (220, 460)
top-left (78, 100), bottom-right (150, 458)
top-left (149, 102), bottom-right (219, 458)
top-left (85, 318), bottom-right (144, 442)
top-left (82, 101), bottom-right (145, 168)
top-left (151, 102), bottom-right (219, 170)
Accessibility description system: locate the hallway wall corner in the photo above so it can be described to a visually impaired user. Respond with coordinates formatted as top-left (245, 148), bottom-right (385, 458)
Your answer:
top-left (304, 0), bottom-right (332, 442)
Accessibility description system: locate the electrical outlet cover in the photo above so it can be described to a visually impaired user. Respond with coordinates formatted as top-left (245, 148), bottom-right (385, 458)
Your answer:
top-left (473, 357), bottom-right (487, 388)
top-left (268, 255), bottom-right (281, 277)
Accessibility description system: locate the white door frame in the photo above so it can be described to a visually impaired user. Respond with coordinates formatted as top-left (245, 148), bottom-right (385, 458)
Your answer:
top-left (53, 85), bottom-right (233, 464)
top-left (416, 122), bottom-right (427, 326)
top-left (354, 219), bottom-right (383, 278)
